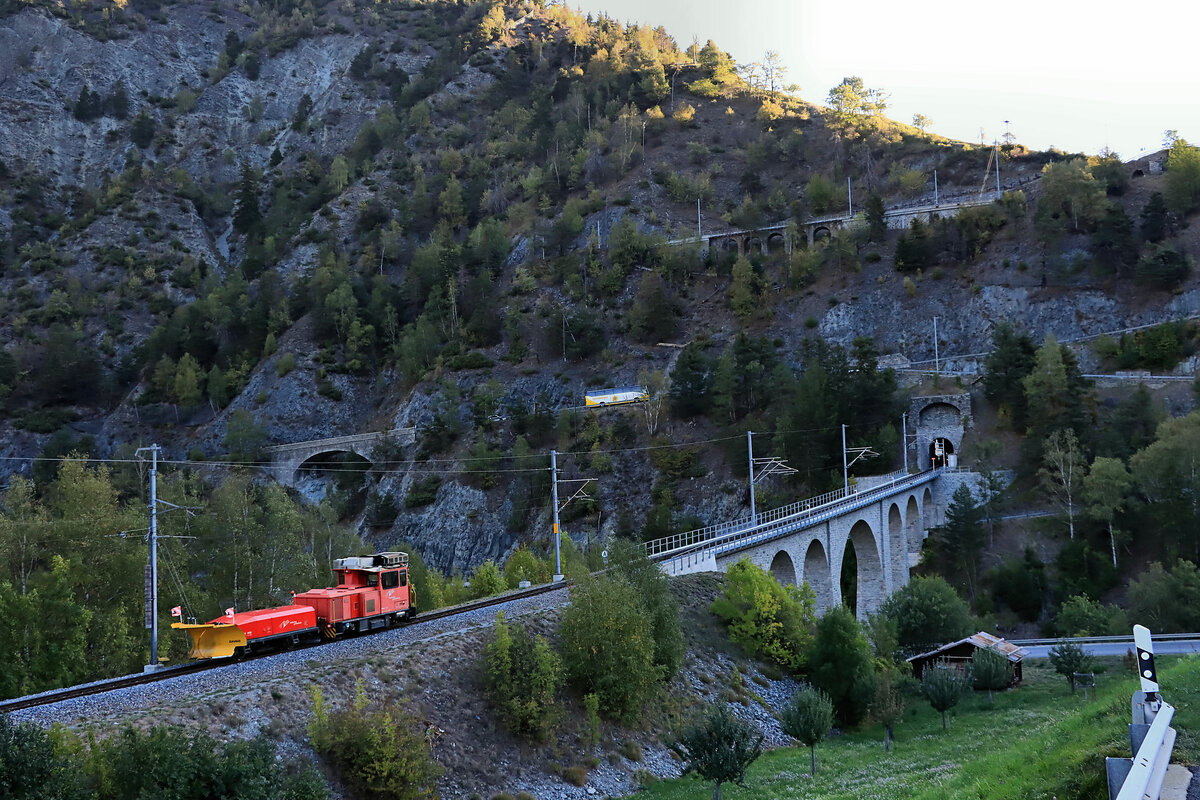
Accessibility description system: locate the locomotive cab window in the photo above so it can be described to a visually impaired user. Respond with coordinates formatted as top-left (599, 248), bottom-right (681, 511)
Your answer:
top-left (366, 572), bottom-right (379, 587)
top-left (382, 571), bottom-right (400, 590)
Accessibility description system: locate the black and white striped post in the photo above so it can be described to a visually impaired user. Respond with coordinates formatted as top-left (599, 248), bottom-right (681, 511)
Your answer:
top-left (1107, 625), bottom-right (1178, 800)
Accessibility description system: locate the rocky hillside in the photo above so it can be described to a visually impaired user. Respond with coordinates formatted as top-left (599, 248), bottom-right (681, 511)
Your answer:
top-left (0, 0), bottom-right (1198, 576)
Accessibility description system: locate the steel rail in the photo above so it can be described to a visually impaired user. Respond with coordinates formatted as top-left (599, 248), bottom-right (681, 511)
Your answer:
top-left (1010, 633), bottom-right (1200, 647)
top-left (0, 581), bottom-right (570, 714)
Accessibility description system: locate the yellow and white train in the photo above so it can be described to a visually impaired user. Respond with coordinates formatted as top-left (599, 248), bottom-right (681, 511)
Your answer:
top-left (584, 386), bottom-right (649, 407)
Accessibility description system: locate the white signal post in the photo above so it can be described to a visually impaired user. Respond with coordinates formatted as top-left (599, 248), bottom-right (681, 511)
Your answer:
top-left (1134, 623), bottom-right (1160, 702)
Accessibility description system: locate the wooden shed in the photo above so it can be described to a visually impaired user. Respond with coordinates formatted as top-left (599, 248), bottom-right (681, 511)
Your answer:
top-left (907, 632), bottom-right (1027, 685)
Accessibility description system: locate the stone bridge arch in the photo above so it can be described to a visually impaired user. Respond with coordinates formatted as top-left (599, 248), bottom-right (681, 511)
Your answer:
top-left (887, 502), bottom-right (906, 588)
top-left (266, 428), bottom-right (416, 487)
top-left (802, 538), bottom-right (833, 612)
top-left (837, 518), bottom-right (885, 619)
top-left (905, 494), bottom-right (922, 573)
top-left (770, 549), bottom-right (797, 586)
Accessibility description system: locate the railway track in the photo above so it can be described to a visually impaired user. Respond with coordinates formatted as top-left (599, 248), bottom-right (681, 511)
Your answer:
top-left (0, 580), bottom-right (570, 714)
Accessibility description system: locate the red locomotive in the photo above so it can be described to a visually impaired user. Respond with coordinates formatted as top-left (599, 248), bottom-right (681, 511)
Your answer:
top-left (173, 552), bottom-right (413, 659)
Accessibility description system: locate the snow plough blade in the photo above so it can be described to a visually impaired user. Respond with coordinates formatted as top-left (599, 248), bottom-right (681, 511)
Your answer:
top-left (171, 622), bottom-right (247, 659)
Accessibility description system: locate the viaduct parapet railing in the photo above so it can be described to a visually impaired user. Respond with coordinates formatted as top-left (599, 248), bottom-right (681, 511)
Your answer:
top-left (645, 468), bottom-right (938, 568)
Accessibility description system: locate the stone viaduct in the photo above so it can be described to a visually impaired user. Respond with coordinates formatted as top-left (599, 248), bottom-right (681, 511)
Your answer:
top-left (265, 427), bottom-right (416, 486)
top-left (647, 395), bottom-right (977, 618)
top-left (672, 193), bottom-right (1001, 257)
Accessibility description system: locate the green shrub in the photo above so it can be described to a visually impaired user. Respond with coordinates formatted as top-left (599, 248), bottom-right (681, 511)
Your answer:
top-left (447, 352), bottom-right (494, 370)
top-left (1054, 593), bottom-right (1127, 637)
top-left (648, 439), bottom-right (706, 478)
top-left (503, 546), bottom-right (553, 588)
top-left (582, 692), bottom-right (601, 753)
top-left (309, 696), bottom-right (441, 800)
top-left (404, 475), bottom-right (442, 508)
top-left (561, 766), bottom-right (587, 786)
top-left (484, 612), bottom-right (561, 742)
top-left (607, 541), bottom-right (685, 679)
top-left (619, 739), bottom-right (643, 762)
top-left (276, 352), bottom-right (296, 377)
top-left (710, 558), bottom-right (816, 671)
top-left (15, 408), bottom-right (78, 433)
top-left (1127, 560), bottom-right (1200, 632)
top-left (971, 646), bottom-right (1012, 703)
top-left (559, 575), bottom-right (661, 721)
top-left (880, 576), bottom-right (974, 654)
top-left (469, 560), bottom-right (507, 599)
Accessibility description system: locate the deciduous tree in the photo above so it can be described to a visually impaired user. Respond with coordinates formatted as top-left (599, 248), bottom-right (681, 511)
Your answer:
top-left (559, 575), bottom-right (660, 721)
top-left (780, 686), bottom-right (833, 775)
top-left (880, 576), bottom-right (973, 652)
top-left (921, 663), bottom-right (967, 729)
top-left (1039, 429), bottom-right (1087, 541)
top-left (1048, 641), bottom-right (1092, 692)
top-left (1083, 456), bottom-right (1132, 567)
top-left (672, 703), bottom-right (763, 800)
top-left (870, 670), bottom-right (905, 750)
top-left (971, 646), bottom-right (1012, 704)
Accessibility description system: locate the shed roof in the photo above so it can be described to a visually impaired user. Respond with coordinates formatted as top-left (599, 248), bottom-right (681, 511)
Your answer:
top-left (907, 631), bottom-right (1028, 664)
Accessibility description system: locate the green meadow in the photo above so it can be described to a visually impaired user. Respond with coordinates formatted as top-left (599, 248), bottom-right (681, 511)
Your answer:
top-left (633, 656), bottom-right (1200, 800)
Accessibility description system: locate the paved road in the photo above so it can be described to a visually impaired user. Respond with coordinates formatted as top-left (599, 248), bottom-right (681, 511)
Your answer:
top-left (1022, 639), bottom-right (1200, 658)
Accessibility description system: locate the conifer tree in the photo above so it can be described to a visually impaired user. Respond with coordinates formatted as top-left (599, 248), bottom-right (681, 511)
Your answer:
top-left (233, 164), bottom-right (262, 236)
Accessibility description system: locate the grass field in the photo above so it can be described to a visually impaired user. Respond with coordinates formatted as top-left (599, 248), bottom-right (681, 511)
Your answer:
top-left (630, 656), bottom-right (1200, 800)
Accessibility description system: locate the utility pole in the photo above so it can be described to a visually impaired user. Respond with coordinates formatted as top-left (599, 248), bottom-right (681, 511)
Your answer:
top-left (995, 139), bottom-right (1001, 195)
top-left (933, 170), bottom-right (939, 206)
top-left (901, 412), bottom-right (909, 473)
top-left (842, 425), bottom-right (878, 494)
top-left (842, 425), bottom-right (849, 493)
top-left (747, 433), bottom-right (795, 525)
top-left (697, 198), bottom-right (702, 239)
top-left (137, 443), bottom-right (161, 673)
top-left (747, 430), bottom-right (757, 526)
top-left (847, 177), bottom-right (853, 216)
top-left (933, 316), bottom-right (940, 374)
top-left (550, 449), bottom-right (563, 581)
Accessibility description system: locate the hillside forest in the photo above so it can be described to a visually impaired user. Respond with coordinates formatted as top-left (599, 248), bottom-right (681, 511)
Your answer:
top-left (0, 0), bottom-right (1199, 715)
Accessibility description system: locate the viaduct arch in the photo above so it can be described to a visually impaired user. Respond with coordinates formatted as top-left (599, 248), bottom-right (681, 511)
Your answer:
top-left (725, 480), bottom-right (935, 619)
top-left (265, 428), bottom-right (417, 486)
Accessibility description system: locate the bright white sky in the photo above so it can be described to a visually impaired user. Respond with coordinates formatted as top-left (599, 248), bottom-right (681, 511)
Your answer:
top-left (571, 0), bottom-right (1199, 160)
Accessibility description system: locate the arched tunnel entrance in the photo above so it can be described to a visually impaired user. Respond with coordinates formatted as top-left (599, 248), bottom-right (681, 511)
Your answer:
top-left (929, 437), bottom-right (955, 468)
